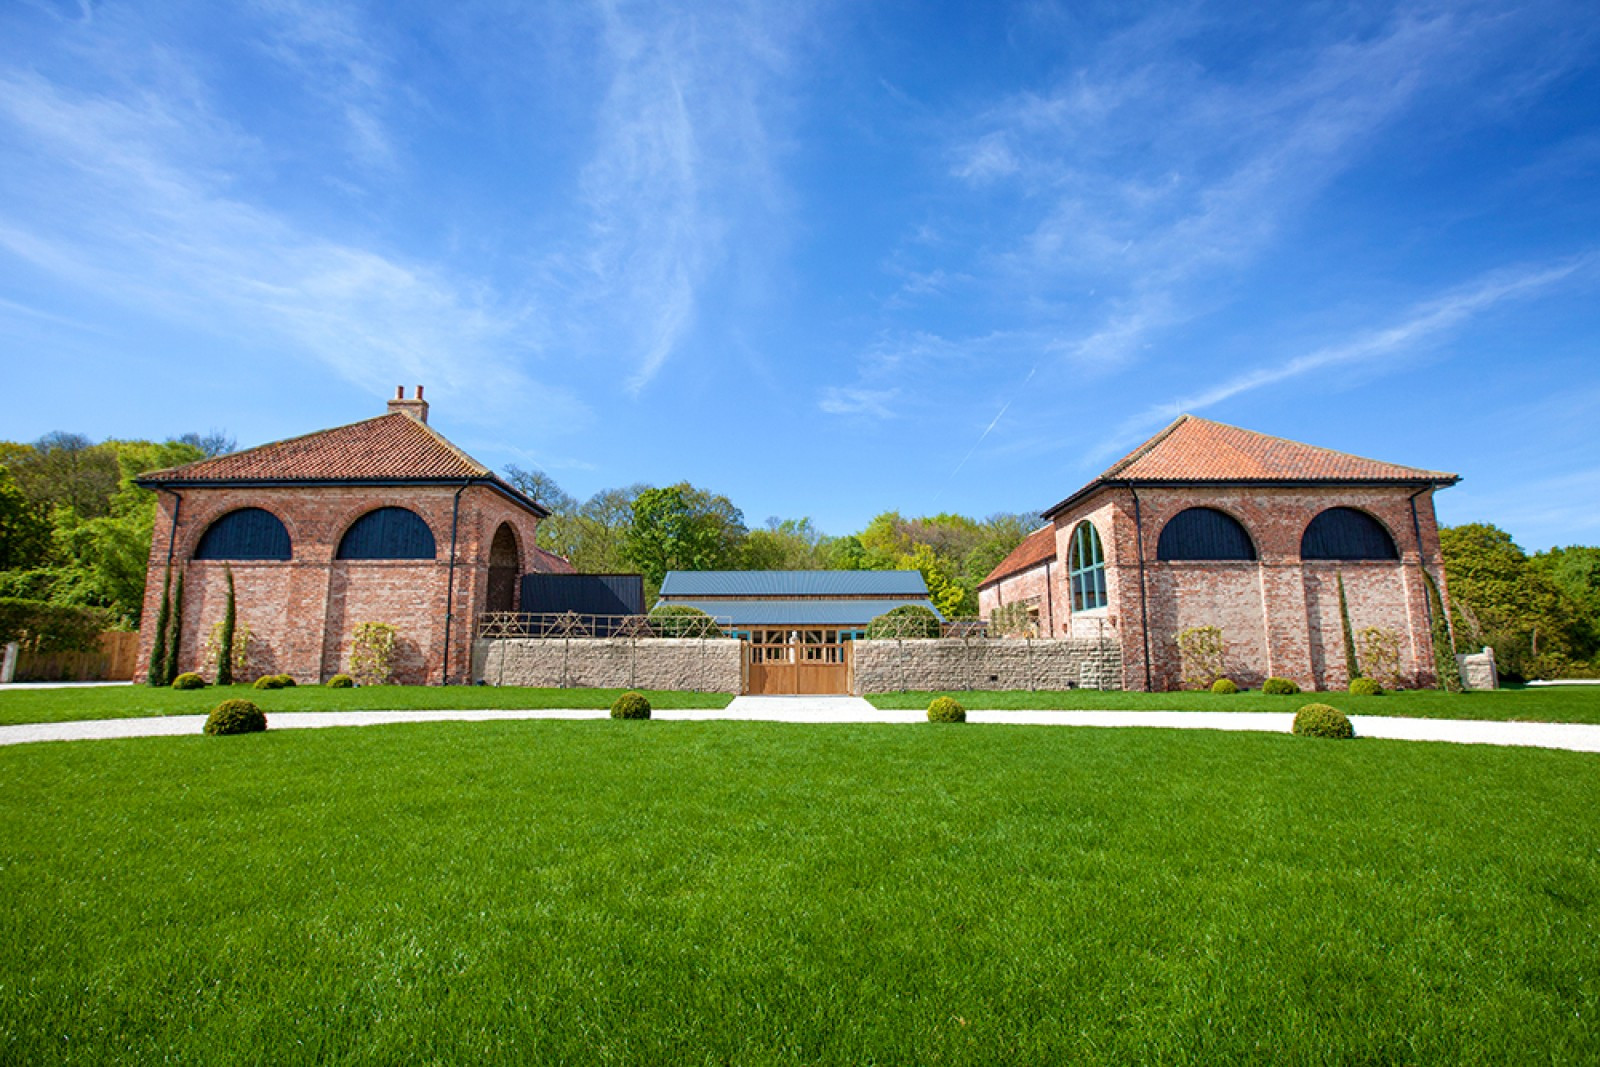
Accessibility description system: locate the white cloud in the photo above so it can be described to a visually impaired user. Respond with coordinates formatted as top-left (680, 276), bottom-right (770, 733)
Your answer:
top-left (818, 386), bottom-right (900, 419)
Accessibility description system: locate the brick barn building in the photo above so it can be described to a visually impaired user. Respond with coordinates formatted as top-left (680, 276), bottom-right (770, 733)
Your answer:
top-left (135, 388), bottom-right (572, 685)
top-left (978, 416), bottom-right (1458, 692)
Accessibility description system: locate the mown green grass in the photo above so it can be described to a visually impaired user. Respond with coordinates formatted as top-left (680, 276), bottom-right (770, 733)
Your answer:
top-left (868, 684), bottom-right (1600, 723)
top-left (0, 684), bottom-right (732, 726)
top-left (3, 722), bottom-right (1597, 1063)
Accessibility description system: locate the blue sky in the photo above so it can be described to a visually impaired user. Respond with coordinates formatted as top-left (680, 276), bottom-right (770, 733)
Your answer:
top-left (2, 1), bottom-right (1597, 550)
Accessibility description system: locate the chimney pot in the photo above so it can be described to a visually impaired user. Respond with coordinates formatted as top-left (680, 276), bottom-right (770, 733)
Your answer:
top-left (386, 385), bottom-right (430, 424)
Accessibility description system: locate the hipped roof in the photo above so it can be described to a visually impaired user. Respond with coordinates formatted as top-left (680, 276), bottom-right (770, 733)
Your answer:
top-left (1043, 415), bottom-right (1458, 519)
top-left (136, 411), bottom-right (548, 517)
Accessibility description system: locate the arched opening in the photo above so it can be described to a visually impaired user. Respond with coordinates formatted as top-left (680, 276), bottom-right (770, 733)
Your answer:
top-left (1068, 522), bottom-right (1107, 611)
top-left (1157, 507), bottom-right (1257, 561)
top-left (337, 507), bottom-right (437, 560)
top-left (1300, 507), bottom-right (1399, 561)
top-left (193, 507), bottom-right (292, 560)
top-left (487, 522), bottom-right (520, 614)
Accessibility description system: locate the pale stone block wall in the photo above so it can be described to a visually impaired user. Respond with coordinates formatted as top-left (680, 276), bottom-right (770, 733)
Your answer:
top-left (473, 637), bottom-right (742, 693)
top-left (852, 638), bottom-right (1122, 694)
top-left (1457, 646), bottom-right (1498, 691)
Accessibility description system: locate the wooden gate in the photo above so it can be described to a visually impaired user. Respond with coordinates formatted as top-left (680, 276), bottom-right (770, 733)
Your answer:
top-left (744, 629), bottom-right (852, 695)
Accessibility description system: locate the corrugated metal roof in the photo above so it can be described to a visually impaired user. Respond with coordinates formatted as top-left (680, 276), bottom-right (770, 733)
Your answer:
top-left (659, 570), bottom-right (929, 597)
top-left (653, 598), bottom-right (939, 627)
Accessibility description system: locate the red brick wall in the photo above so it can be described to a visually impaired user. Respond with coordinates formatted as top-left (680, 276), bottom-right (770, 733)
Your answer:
top-left (979, 484), bottom-right (1451, 692)
top-left (138, 483), bottom-right (553, 685)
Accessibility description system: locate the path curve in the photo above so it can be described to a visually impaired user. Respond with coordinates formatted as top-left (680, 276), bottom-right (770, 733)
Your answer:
top-left (2, 699), bottom-right (1598, 753)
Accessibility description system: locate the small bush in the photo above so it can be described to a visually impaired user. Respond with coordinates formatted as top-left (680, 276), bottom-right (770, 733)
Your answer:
top-left (252, 675), bottom-right (286, 690)
top-left (326, 674), bottom-right (355, 688)
top-left (1210, 678), bottom-right (1239, 695)
top-left (1293, 703), bottom-right (1355, 739)
top-left (866, 604), bottom-right (941, 640)
top-left (171, 672), bottom-right (207, 691)
top-left (1262, 676), bottom-right (1301, 695)
top-left (610, 691), bottom-right (651, 720)
top-left (1348, 677), bottom-right (1384, 697)
top-left (927, 696), bottom-right (967, 723)
top-left (276, 674), bottom-right (296, 688)
top-left (204, 698), bottom-right (267, 736)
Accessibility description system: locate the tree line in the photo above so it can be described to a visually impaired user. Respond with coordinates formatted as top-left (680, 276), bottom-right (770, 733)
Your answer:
top-left (502, 467), bottom-right (1035, 616)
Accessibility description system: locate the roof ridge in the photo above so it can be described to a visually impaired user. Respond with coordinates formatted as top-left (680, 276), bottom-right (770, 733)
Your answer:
top-left (404, 413), bottom-right (491, 476)
top-left (1100, 414), bottom-right (1191, 480)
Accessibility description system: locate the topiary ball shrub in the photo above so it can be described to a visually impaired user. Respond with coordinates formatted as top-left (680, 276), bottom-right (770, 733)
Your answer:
top-left (275, 674), bottom-right (296, 688)
top-left (1293, 703), bottom-right (1355, 739)
top-left (252, 675), bottom-right (285, 690)
top-left (1211, 678), bottom-right (1239, 695)
top-left (204, 698), bottom-right (267, 736)
top-left (1262, 676), bottom-right (1301, 696)
top-left (326, 674), bottom-right (355, 688)
top-left (610, 691), bottom-right (652, 720)
top-left (1348, 677), bottom-right (1384, 696)
top-left (927, 696), bottom-right (967, 723)
top-left (171, 672), bottom-right (207, 690)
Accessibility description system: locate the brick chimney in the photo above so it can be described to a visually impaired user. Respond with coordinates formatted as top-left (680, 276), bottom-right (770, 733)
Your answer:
top-left (387, 385), bottom-right (429, 424)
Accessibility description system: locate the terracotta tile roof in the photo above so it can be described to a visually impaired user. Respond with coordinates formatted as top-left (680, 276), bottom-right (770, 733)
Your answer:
top-left (979, 525), bottom-right (1057, 588)
top-left (531, 546), bottom-right (577, 574)
top-left (140, 412), bottom-right (491, 483)
top-left (137, 412), bottom-right (548, 517)
top-left (1045, 415), bottom-right (1458, 518)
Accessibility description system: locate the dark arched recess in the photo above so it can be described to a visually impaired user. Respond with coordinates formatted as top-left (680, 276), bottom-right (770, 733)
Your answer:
top-left (193, 508), bottom-right (292, 560)
top-left (337, 507), bottom-right (437, 560)
top-left (1300, 507), bottom-right (1399, 561)
top-left (1157, 507), bottom-right (1257, 561)
top-left (486, 522), bottom-right (520, 613)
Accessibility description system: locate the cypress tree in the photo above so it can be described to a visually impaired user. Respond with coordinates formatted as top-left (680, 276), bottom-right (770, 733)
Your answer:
top-left (168, 569), bottom-right (186, 680)
top-left (1337, 571), bottom-right (1361, 684)
top-left (217, 565), bottom-right (236, 686)
top-left (147, 567), bottom-right (171, 687)
top-left (1422, 568), bottom-right (1463, 693)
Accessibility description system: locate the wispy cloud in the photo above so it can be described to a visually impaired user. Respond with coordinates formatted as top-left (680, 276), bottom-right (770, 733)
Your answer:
top-left (0, 69), bottom-right (586, 430)
top-left (819, 386), bottom-right (900, 419)
top-left (572, 0), bottom-right (799, 394)
top-left (1103, 254), bottom-right (1595, 455)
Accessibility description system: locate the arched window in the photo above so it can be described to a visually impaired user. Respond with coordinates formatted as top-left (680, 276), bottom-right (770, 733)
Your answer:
top-left (1069, 522), bottom-right (1107, 611)
top-left (1300, 507), bottom-right (1399, 561)
top-left (193, 508), bottom-right (291, 560)
top-left (1157, 507), bottom-right (1257, 561)
top-left (337, 507), bottom-right (437, 560)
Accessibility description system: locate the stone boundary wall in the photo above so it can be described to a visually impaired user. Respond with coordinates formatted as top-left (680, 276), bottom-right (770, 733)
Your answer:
top-left (473, 637), bottom-right (742, 693)
top-left (852, 638), bottom-right (1123, 694)
top-left (1457, 646), bottom-right (1498, 691)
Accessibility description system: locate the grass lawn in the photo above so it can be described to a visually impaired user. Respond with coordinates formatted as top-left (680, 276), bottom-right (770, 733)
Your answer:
top-left (0, 684), bottom-right (732, 726)
top-left (2, 721), bottom-right (1597, 1063)
top-left (867, 684), bottom-right (1600, 723)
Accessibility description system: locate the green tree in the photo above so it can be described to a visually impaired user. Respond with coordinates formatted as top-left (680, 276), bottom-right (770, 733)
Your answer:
top-left (1440, 523), bottom-right (1587, 678)
top-left (1529, 546), bottom-right (1600, 656)
top-left (0, 468), bottom-right (51, 571)
top-left (742, 518), bottom-right (826, 570)
top-left (623, 483), bottom-right (747, 591)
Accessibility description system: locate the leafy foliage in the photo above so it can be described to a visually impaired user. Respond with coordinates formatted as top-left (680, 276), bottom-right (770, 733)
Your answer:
top-left (646, 604), bottom-right (723, 638)
top-left (0, 597), bottom-right (106, 652)
top-left (989, 601), bottom-right (1038, 638)
top-left (1349, 677), bottom-right (1384, 696)
top-left (926, 696), bottom-right (966, 723)
top-left (216, 565), bottom-right (237, 686)
top-left (1356, 627), bottom-right (1403, 690)
top-left (1262, 677), bottom-right (1301, 696)
top-left (623, 484), bottom-right (747, 591)
top-left (147, 569), bottom-right (171, 687)
top-left (1293, 703), bottom-right (1355, 739)
top-left (203, 698), bottom-right (266, 736)
top-left (1176, 626), bottom-right (1227, 690)
top-left (866, 604), bottom-right (941, 639)
top-left (253, 674), bottom-right (288, 690)
top-left (204, 619), bottom-right (252, 683)
top-left (1336, 572), bottom-right (1360, 685)
top-left (610, 691), bottom-right (652, 719)
top-left (349, 622), bottom-right (399, 687)
top-left (1422, 567), bottom-right (1463, 693)
top-left (1211, 678), bottom-right (1239, 695)
top-left (171, 672), bottom-right (206, 690)
top-left (326, 674), bottom-right (355, 688)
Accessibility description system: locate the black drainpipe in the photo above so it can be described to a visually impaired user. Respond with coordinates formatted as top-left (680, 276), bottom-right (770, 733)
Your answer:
top-left (440, 482), bottom-right (468, 686)
top-left (1130, 487), bottom-right (1153, 692)
top-left (159, 486), bottom-right (183, 569)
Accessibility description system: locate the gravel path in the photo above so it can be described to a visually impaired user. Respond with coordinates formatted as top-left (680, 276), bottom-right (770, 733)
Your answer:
top-left (2, 697), bottom-right (1598, 753)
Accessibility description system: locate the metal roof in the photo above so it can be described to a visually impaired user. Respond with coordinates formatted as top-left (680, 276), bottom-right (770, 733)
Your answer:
top-left (652, 598), bottom-right (939, 627)
top-left (658, 570), bottom-right (929, 597)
